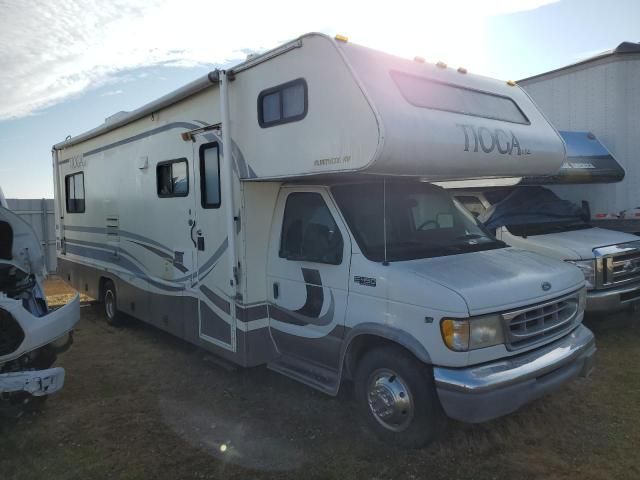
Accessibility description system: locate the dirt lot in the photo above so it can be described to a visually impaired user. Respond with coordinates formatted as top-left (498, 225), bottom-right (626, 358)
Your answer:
top-left (1, 278), bottom-right (639, 480)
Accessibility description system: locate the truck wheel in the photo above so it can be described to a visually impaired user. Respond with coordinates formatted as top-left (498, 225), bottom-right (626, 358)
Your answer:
top-left (102, 280), bottom-right (124, 326)
top-left (354, 345), bottom-right (446, 448)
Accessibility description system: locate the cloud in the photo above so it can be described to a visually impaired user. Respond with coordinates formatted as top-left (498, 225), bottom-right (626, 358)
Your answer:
top-left (100, 89), bottom-right (123, 97)
top-left (0, 0), bottom-right (558, 120)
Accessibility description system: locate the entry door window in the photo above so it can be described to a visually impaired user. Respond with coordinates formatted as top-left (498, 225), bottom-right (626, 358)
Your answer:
top-left (280, 193), bottom-right (343, 265)
top-left (199, 142), bottom-right (221, 208)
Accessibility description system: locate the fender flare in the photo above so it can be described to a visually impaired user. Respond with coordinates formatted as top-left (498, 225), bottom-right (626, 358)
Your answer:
top-left (338, 322), bottom-right (433, 384)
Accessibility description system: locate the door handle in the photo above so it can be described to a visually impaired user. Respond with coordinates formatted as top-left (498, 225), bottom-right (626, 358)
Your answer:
top-left (273, 282), bottom-right (279, 299)
top-left (197, 236), bottom-right (205, 251)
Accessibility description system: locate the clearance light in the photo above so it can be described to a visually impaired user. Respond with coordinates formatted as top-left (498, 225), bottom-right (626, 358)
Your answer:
top-left (334, 34), bottom-right (349, 43)
top-left (506, 79), bottom-right (517, 86)
top-left (457, 67), bottom-right (467, 74)
top-left (414, 56), bottom-right (426, 63)
top-left (436, 61), bottom-right (447, 69)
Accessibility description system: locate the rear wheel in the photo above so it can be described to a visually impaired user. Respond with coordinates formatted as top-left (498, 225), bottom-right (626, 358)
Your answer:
top-left (354, 345), bottom-right (446, 448)
top-left (102, 280), bottom-right (124, 326)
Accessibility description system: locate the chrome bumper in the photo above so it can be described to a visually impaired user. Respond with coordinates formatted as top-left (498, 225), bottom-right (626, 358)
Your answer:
top-left (0, 367), bottom-right (66, 396)
top-left (434, 324), bottom-right (596, 423)
top-left (586, 281), bottom-right (640, 312)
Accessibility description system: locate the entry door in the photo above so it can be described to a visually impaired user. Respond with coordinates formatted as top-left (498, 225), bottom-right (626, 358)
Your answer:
top-left (192, 135), bottom-right (235, 350)
top-left (267, 188), bottom-right (351, 369)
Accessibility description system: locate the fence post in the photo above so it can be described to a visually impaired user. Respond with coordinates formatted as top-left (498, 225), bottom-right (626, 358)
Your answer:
top-left (41, 198), bottom-right (50, 275)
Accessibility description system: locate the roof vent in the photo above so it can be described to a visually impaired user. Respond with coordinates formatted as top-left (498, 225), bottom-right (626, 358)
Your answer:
top-left (105, 111), bottom-right (129, 124)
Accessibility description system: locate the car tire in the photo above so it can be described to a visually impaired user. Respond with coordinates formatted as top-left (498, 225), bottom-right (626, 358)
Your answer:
top-left (354, 344), bottom-right (446, 448)
top-left (102, 280), bottom-right (124, 326)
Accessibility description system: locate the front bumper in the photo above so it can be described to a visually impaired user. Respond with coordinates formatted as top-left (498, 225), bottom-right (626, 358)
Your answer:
top-left (586, 281), bottom-right (640, 312)
top-left (434, 324), bottom-right (596, 423)
top-left (0, 293), bottom-right (80, 364)
top-left (0, 367), bottom-right (65, 396)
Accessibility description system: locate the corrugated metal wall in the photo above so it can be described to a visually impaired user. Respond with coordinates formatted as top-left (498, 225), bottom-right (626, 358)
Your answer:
top-left (521, 55), bottom-right (640, 217)
top-left (6, 198), bottom-right (57, 273)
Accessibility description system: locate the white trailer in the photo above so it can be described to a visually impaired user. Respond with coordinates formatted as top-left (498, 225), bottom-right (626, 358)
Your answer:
top-left (520, 41), bottom-right (640, 233)
top-left (53, 33), bottom-right (594, 447)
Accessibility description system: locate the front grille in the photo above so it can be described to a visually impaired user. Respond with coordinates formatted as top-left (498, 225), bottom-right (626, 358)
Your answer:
top-left (595, 241), bottom-right (640, 288)
top-left (0, 308), bottom-right (25, 356)
top-left (503, 293), bottom-right (580, 350)
top-left (606, 250), bottom-right (640, 285)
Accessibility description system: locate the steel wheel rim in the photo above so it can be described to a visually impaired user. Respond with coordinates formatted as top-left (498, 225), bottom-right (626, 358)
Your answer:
top-left (366, 368), bottom-right (414, 432)
top-left (105, 290), bottom-right (115, 319)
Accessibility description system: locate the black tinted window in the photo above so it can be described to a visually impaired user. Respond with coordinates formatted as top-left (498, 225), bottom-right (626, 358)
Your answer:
top-left (258, 79), bottom-right (308, 127)
top-left (65, 172), bottom-right (85, 213)
top-left (157, 159), bottom-right (188, 197)
top-left (391, 71), bottom-right (528, 124)
top-left (280, 193), bottom-right (343, 265)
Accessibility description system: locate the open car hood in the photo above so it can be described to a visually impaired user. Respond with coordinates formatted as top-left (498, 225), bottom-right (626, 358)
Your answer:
top-left (0, 205), bottom-right (45, 278)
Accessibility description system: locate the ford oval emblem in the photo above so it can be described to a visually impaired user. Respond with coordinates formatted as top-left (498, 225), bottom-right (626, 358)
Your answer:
top-left (541, 282), bottom-right (552, 292)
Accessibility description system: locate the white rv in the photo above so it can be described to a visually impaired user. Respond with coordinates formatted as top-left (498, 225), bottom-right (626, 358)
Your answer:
top-left (1, 188), bottom-right (80, 410)
top-left (452, 131), bottom-right (640, 313)
top-left (52, 33), bottom-right (595, 447)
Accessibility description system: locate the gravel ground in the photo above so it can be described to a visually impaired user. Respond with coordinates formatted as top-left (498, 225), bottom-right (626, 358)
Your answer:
top-left (1, 277), bottom-right (639, 480)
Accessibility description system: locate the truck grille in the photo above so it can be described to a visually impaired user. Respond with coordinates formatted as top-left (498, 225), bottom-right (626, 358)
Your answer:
top-left (595, 241), bottom-right (640, 288)
top-left (502, 292), bottom-right (581, 350)
top-left (0, 308), bottom-right (25, 356)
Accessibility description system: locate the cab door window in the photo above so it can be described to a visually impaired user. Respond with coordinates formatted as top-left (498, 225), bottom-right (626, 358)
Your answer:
top-left (279, 193), bottom-right (343, 265)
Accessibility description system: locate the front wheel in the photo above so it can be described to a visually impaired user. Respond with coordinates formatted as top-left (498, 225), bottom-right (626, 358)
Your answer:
top-left (354, 345), bottom-right (446, 448)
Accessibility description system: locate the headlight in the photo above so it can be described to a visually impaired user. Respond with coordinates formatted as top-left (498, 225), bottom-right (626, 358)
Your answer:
top-left (566, 259), bottom-right (596, 289)
top-left (441, 315), bottom-right (504, 352)
top-left (578, 287), bottom-right (587, 314)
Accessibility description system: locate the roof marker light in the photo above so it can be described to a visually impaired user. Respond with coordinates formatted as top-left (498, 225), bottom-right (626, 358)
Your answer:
top-left (414, 56), bottom-right (426, 63)
top-left (457, 67), bottom-right (467, 74)
top-left (506, 79), bottom-right (517, 86)
top-left (436, 61), bottom-right (447, 69)
top-left (334, 34), bottom-right (349, 43)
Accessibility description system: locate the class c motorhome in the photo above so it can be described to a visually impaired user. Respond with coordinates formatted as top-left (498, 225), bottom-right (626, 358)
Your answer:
top-left (52, 33), bottom-right (595, 447)
top-left (452, 131), bottom-right (640, 313)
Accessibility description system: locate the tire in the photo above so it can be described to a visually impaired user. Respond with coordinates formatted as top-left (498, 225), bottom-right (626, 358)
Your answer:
top-left (102, 280), bottom-right (124, 326)
top-left (354, 345), bottom-right (446, 448)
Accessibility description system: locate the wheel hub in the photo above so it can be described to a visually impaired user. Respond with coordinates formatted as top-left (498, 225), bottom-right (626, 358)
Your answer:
top-left (367, 369), bottom-right (414, 432)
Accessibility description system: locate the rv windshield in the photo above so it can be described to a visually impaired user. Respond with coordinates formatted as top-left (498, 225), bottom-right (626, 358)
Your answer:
top-left (332, 182), bottom-right (505, 262)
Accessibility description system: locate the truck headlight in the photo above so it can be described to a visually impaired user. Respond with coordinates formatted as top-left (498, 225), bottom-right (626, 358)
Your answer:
top-left (566, 260), bottom-right (596, 289)
top-left (441, 315), bottom-right (504, 352)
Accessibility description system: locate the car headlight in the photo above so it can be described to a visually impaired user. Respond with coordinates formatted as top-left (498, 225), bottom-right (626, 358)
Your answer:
top-left (440, 315), bottom-right (504, 352)
top-left (566, 259), bottom-right (596, 289)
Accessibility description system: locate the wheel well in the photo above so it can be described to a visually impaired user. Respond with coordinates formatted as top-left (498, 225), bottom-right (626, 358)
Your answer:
top-left (343, 334), bottom-right (418, 381)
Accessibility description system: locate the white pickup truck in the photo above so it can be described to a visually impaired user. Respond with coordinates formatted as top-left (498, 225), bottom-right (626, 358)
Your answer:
top-left (0, 192), bottom-right (80, 411)
top-left (453, 186), bottom-right (640, 312)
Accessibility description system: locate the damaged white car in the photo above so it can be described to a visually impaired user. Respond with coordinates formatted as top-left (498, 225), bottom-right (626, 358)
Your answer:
top-left (0, 196), bottom-right (80, 410)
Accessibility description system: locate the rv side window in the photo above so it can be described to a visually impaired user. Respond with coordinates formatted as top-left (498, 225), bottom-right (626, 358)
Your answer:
top-left (65, 172), bottom-right (85, 213)
top-left (199, 143), bottom-right (221, 208)
top-left (280, 192), bottom-right (343, 265)
top-left (157, 159), bottom-right (188, 197)
top-left (258, 78), bottom-right (308, 128)
top-left (391, 71), bottom-right (529, 124)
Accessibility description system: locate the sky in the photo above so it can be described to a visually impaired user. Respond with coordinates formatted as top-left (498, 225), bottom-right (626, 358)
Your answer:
top-left (0, 0), bottom-right (638, 198)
